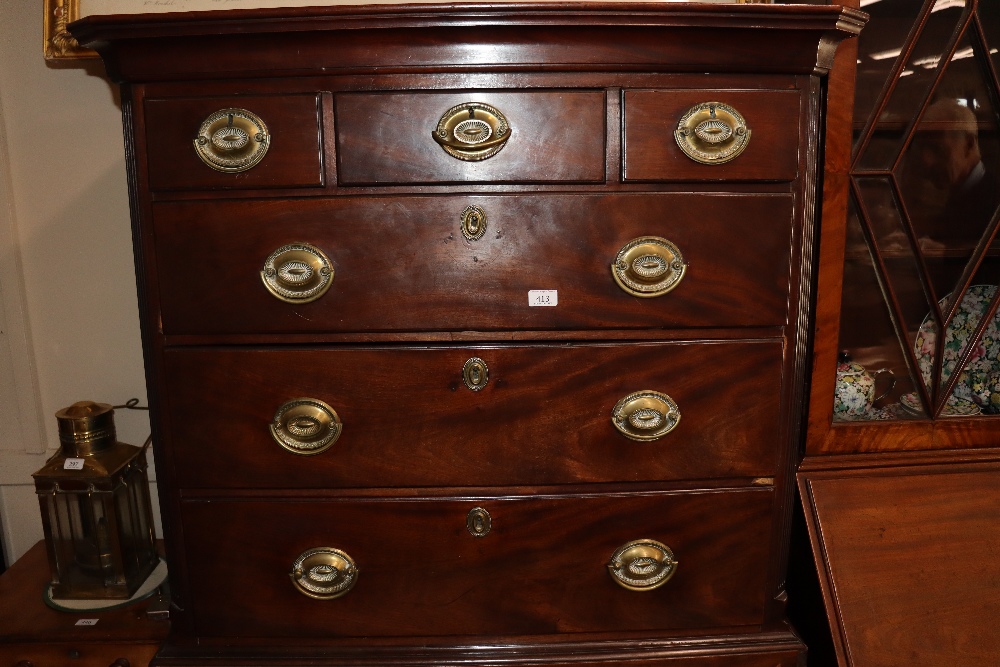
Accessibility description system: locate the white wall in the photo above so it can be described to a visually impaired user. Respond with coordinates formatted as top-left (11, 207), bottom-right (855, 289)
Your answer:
top-left (0, 2), bottom-right (159, 566)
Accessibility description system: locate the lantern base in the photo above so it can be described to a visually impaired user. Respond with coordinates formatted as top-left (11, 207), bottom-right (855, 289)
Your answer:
top-left (43, 558), bottom-right (167, 612)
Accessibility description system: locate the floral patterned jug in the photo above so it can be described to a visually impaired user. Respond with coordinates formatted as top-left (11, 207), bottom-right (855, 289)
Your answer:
top-left (834, 352), bottom-right (895, 417)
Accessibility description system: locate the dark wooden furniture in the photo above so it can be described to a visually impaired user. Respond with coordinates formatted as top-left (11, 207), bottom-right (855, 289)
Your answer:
top-left (0, 541), bottom-right (168, 667)
top-left (71, 4), bottom-right (863, 665)
top-left (800, 0), bottom-right (1000, 664)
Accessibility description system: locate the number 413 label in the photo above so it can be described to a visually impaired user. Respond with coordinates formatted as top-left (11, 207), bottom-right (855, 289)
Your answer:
top-left (528, 290), bottom-right (558, 307)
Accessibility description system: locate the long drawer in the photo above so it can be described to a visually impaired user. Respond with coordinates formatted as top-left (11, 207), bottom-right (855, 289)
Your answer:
top-left (161, 340), bottom-right (783, 488)
top-left (180, 488), bottom-right (773, 638)
top-left (153, 193), bottom-right (794, 335)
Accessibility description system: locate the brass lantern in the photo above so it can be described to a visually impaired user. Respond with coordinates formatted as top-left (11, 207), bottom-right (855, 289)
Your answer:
top-left (32, 401), bottom-right (159, 600)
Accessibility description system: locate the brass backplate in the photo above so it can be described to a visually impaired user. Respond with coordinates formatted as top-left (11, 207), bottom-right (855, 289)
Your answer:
top-left (612, 391), bottom-right (681, 441)
top-left (612, 236), bottom-right (687, 298)
top-left (608, 539), bottom-right (678, 591)
top-left (674, 102), bottom-right (750, 165)
top-left (194, 108), bottom-right (270, 172)
top-left (433, 102), bottom-right (511, 161)
top-left (270, 398), bottom-right (342, 456)
top-left (261, 243), bottom-right (334, 303)
top-left (290, 547), bottom-right (357, 600)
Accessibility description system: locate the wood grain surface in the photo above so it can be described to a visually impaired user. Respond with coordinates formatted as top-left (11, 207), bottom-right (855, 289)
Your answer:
top-left (800, 455), bottom-right (1000, 666)
top-left (152, 193), bottom-right (794, 334)
top-left (180, 488), bottom-right (773, 637)
top-left (335, 91), bottom-right (606, 184)
top-left (161, 340), bottom-right (783, 488)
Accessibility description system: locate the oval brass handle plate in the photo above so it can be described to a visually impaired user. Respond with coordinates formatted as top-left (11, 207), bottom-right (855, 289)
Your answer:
top-left (608, 539), bottom-right (678, 591)
top-left (674, 102), bottom-right (750, 165)
top-left (433, 102), bottom-right (511, 161)
top-left (612, 391), bottom-right (680, 441)
top-left (462, 357), bottom-right (489, 391)
top-left (261, 243), bottom-right (334, 303)
top-left (270, 398), bottom-right (343, 456)
top-left (193, 108), bottom-right (270, 172)
top-left (461, 205), bottom-right (488, 241)
top-left (290, 547), bottom-right (357, 600)
top-left (612, 237), bottom-right (687, 298)
top-left (466, 507), bottom-right (492, 537)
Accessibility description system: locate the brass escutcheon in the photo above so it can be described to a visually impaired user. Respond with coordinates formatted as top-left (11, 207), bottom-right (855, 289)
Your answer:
top-left (261, 243), bottom-right (334, 303)
top-left (608, 539), bottom-right (678, 591)
top-left (433, 102), bottom-right (511, 161)
top-left (290, 547), bottom-right (357, 600)
top-left (270, 398), bottom-right (342, 456)
top-left (466, 507), bottom-right (492, 537)
top-left (674, 102), bottom-right (750, 165)
top-left (612, 237), bottom-right (687, 298)
top-left (193, 108), bottom-right (270, 172)
top-left (612, 391), bottom-right (680, 441)
top-left (461, 205), bottom-right (488, 241)
top-left (462, 357), bottom-right (489, 391)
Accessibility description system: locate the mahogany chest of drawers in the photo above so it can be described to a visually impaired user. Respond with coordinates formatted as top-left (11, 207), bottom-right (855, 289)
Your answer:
top-left (71, 4), bottom-right (864, 665)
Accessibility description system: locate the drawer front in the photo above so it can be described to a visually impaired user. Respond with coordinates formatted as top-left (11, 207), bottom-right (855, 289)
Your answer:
top-left (162, 341), bottom-right (782, 488)
top-left (153, 193), bottom-right (793, 334)
top-left (335, 91), bottom-right (606, 184)
top-left (623, 89), bottom-right (801, 181)
top-left (181, 489), bottom-right (773, 637)
top-left (145, 94), bottom-right (324, 190)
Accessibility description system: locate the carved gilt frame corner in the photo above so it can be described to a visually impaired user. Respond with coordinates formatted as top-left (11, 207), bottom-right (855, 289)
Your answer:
top-left (43, 0), bottom-right (97, 60)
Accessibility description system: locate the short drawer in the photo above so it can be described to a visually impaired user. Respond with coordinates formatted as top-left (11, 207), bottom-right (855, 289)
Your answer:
top-left (335, 91), bottom-right (606, 184)
top-left (180, 488), bottom-right (773, 637)
top-left (153, 193), bottom-right (793, 334)
top-left (623, 89), bottom-right (801, 181)
top-left (161, 341), bottom-right (782, 488)
top-left (144, 94), bottom-right (323, 190)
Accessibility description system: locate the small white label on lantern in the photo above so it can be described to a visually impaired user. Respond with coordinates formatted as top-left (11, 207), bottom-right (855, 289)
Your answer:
top-left (528, 290), bottom-right (558, 307)
top-left (63, 458), bottom-right (85, 471)
top-left (75, 619), bottom-right (99, 626)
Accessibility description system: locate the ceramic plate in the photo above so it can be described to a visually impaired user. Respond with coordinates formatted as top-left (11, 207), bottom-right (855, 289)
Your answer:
top-left (834, 404), bottom-right (907, 421)
top-left (913, 284), bottom-right (1000, 392)
top-left (899, 392), bottom-right (981, 417)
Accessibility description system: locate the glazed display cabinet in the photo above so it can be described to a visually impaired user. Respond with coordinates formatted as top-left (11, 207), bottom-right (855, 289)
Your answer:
top-left (801, 1), bottom-right (1000, 664)
top-left (71, 4), bottom-right (863, 666)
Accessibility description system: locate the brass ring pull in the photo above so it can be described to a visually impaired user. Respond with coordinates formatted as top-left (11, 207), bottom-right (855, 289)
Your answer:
top-left (612, 391), bottom-right (680, 441)
top-left (674, 102), bottom-right (750, 165)
top-left (290, 547), bottom-right (357, 599)
top-left (433, 102), bottom-right (511, 161)
top-left (270, 398), bottom-right (342, 456)
top-left (612, 237), bottom-right (687, 298)
top-left (462, 357), bottom-right (489, 391)
top-left (261, 243), bottom-right (334, 303)
top-left (608, 539), bottom-right (678, 591)
top-left (194, 108), bottom-right (270, 172)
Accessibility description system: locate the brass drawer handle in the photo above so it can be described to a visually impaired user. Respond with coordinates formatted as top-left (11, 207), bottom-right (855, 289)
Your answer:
top-left (612, 391), bottom-right (680, 441)
top-left (433, 102), bottom-right (511, 161)
top-left (270, 398), bottom-right (342, 456)
top-left (674, 102), bottom-right (750, 165)
top-left (261, 243), bottom-right (334, 303)
top-left (290, 547), bottom-right (357, 599)
top-left (612, 237), bottom-right (686, 298)
top-left (194, 108), bottom-right (270, 172)
top-left (608, 539), bottom-right (678, 591)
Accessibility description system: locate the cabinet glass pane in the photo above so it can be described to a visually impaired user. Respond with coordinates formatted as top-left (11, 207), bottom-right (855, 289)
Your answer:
top-left (837, 0), bottom-right (1000, 420)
